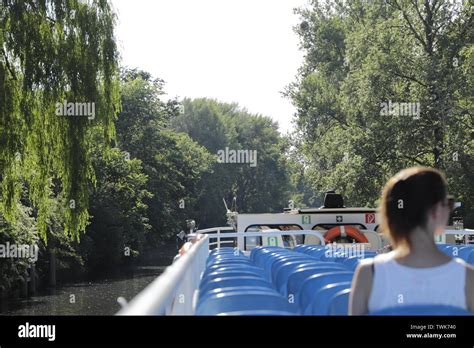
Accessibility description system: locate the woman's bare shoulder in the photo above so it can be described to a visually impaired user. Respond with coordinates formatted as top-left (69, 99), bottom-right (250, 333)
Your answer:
top-left (354, 258), bottom-right (375, 280)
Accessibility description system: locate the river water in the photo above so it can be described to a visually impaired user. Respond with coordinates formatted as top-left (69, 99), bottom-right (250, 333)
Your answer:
top-left (0, 266), bottom-right (165, 315)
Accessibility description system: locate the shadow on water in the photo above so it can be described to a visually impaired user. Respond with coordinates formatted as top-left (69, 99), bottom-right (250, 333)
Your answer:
top-left (0, 266), bottom-right (166, 315)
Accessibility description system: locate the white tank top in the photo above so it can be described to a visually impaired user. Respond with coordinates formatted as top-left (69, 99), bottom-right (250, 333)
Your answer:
top-left (367, 251), bottom-right (468, 312)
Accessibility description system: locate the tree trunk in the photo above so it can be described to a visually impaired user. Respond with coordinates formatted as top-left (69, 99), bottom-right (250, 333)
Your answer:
top-left (29, 264), bottom-right (37, 295)
top-left (49, 247), bottom-right (57, 287)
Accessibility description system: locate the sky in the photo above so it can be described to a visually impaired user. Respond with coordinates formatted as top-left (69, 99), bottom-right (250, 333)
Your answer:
top-left (111, 0), bottom-right (308, 134)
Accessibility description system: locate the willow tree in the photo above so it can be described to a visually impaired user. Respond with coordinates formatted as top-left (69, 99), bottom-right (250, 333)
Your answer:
top-left (0, 0), bottom-right (120, 240)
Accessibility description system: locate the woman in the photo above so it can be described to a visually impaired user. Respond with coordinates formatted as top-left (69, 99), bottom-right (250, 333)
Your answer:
top-left (350, 166), bottom-right (474, 314)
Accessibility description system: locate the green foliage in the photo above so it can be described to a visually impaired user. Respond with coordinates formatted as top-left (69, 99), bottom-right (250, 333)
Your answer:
top-left (0, 0), bottom-right (121, 240)
top-left (2, 0), bottom-right (472, 298)
top-left (116, 70), bottom-right (214, 240)
top-left (0, 202), bottom-right (37, 293)
top-left (76, 146), bottom-right (151, 275)
top-left (172, 98), bottom-right (293, 228)
top-left (288, 0), bottom-right (474, 223)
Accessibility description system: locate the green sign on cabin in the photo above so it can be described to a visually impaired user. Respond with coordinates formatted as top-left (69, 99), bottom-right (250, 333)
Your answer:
top-left (302, 215), bottom-right (311, 224)
top-left (267, 236), bottom-right (278, 246)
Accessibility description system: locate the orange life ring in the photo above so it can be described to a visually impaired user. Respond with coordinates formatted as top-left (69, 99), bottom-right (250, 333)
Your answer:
top-left (324, 226), bottom-right (369, 244)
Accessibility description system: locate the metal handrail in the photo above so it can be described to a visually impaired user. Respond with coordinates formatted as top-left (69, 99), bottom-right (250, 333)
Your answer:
top-left (195, 227), bottom-right (236, 248)
top-left (209, 241), bottom-right (235, 247)
top-left (444, 229), bottom-right (474, 235)
top-left (194, 227), bottom-right (474, 249)
top-left (190, 229), bottom-right (326, 247)
top-left (196, 226), bottom-right (234, 233)
top-left (118, 234), bottom-right (209, 315)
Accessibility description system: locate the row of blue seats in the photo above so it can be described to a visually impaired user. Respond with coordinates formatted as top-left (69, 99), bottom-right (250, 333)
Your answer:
top-left (293, 244), bottom-right (377, 270)
top-left (250, 245), bottom-right (376, 314)
top-left (196, 245), bottom-right (377, 315)
top-left (196, 245), bottom-right (473, 315)
top-left (438, 244), bottom-right (474, 264)
top-left (196, 247), bottom-right (297, 315)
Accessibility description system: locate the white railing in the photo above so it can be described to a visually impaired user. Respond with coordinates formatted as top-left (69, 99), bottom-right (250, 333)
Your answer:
top-left (444, 229), bottom-right (474, 235)
top-left (118, 234), bottom-right (209, 316)
top-left (195, 226), bottom-right (235, 248)
top-left (195, 226), bottom-right (235, 233)
top-left (195, 227), bottom-right (474, 249)
top-left (191, 229), bottom-right (326, 248)
top-left (442, 229), bottom-right (474, 244)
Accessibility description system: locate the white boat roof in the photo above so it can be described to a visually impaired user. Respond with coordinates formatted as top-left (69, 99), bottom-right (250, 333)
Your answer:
top-left (238, 207), bottom-right (379, 215)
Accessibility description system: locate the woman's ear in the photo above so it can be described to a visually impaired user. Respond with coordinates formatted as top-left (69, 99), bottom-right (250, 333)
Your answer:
top-left (434, 201), bottom-right (448, 222)
top-left (428, 202), bottom-right (442, 223)
top-left (429, 204), bottom-right (438, 220)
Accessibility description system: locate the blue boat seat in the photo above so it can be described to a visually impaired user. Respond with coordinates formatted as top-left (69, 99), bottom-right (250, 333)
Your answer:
top-left (286, 265), bottom-right (348, 298)
top-left (249, 245), bottom-right (280, 259)
top-left (342, 257), bottom-right (361, 271)
top-left (459, 248), bottom-right (474, 262)
top-left (207, 253), bottom-right (247, 260)
top-left (199, 276), bottom-right (273, 297)
top-left (272, 260), bottom-right (324, 286)
top-left (201, 269), bottom-right (264, 284)
top-left (196, 291), bottom-right (297, 315)
top-left (197, 285), bottom-right (279, 304)
top-left (208, 259), bottom-right (253, 267)
top-left (204, 264), bottom-right (263, 276)
top-left (200, 273), bottom-right (263, 289)
top-left (263, 255), bottom-right (313, 281)
top-left (254, 251), bottom-right (293, 269)
top-left (271, 257), bottom-right (319, 278)
top-left (327, 288), bottom-right (351, 315)
top-left (299, 249), bottom-right (327, 260)
top-left (299, 272), bottom-right (354, 311)
top-left (308, 281), bottom-right (352, 315)
top-left (342, 256), bottom-right (376, 271)
top-left (276, 262), bottom-right (343, 294)
top-left (295, 245), bottom-right (325, 251)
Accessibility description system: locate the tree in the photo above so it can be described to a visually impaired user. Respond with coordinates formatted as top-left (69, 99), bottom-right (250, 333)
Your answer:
top-left (287, 0), bottom-right (473, 223)
top-left (77, 146), bottom-right (151, 276)
top-left (116, 70), bottom-right (213, 240)
top-left (0, 0), bottom-right (120, 240)
top-left (172, 98), bottom-right (237, 228)
top-left (172, 98), bottom-right (293, 228)
top-left (0, 202), bottom-right (36, 294)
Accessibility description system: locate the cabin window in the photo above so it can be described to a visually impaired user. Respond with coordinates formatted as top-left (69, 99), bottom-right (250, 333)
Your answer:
top-left (244, 224), bottom-right (303, 250)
